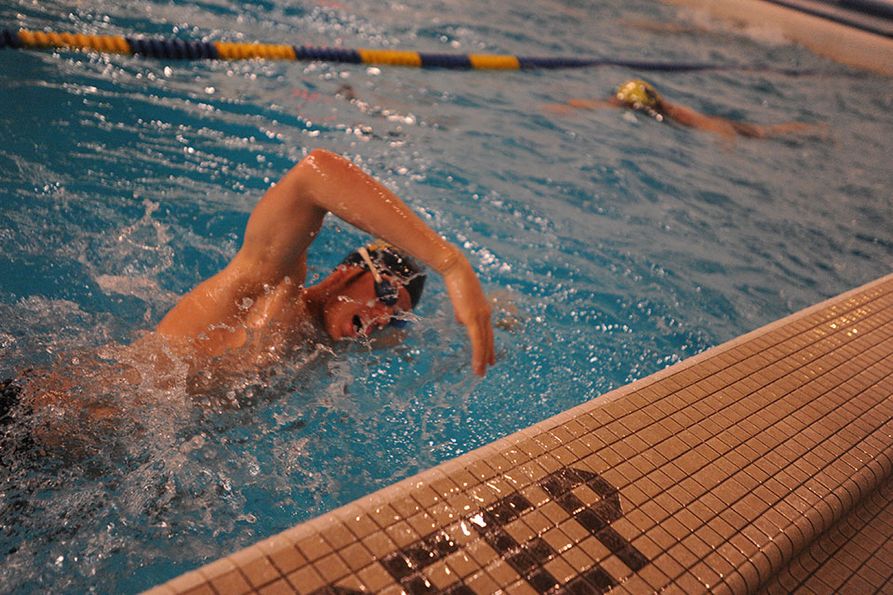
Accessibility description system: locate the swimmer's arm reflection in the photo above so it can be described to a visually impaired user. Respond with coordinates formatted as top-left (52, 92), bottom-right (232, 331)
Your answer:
top-left (157, 149), bottom-right (495, 376)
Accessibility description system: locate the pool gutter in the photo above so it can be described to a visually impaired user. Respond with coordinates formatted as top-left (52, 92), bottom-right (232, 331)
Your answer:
top-left (664, 0), bottom-right (893, 75)
top-left (146, 271), bottom-right (893, 594)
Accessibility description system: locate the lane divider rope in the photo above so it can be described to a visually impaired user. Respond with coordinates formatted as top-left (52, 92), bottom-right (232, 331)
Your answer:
top-left (0, 28), bottom-right (810, 73)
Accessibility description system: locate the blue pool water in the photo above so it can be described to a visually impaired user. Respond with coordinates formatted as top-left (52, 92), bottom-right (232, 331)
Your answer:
top-left (1, 0), bottom-right (891, 592)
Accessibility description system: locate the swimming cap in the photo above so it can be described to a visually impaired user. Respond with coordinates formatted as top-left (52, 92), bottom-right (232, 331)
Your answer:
top-left (340, 241), bottom-right (427, 309)
top-left (615, 79), bottom-right (662, 111)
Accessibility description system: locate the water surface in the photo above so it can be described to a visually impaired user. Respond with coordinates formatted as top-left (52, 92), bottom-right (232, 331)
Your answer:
top-left (1, 0), bottom-right (891, 591)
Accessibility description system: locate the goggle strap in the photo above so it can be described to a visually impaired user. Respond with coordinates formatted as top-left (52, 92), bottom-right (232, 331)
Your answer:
top-left (357, 246), bottom-right (383, 284)
top-left (357, 245), bottom-right (399, 306)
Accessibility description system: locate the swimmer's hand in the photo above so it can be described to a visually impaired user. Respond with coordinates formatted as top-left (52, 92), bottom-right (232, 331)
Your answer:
top-left (441, 250), bottom-right (495, 376)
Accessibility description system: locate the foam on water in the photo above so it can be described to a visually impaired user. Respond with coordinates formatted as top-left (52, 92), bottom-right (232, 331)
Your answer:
top-left (1, 0), bottom-right (891, 591)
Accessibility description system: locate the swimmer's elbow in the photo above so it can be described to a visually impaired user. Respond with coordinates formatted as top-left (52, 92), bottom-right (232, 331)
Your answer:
top-left (306, 147), bottom-right (340, 162)
top-left (300, 148), bottom-right (345, 177)
top-left (292, 149), bottom-right (369, 212)
top-left (288, 149), bottom-right (348, 199)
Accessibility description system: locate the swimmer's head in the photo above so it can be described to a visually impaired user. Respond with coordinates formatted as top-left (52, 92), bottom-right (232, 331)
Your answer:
top-left (615, 79), bottom-right (663, 119)
top-left (321, 242), bottom-right (426, 340)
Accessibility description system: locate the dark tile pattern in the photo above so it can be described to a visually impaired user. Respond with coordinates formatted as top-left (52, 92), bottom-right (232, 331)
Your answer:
top-left (374, 467), bottom-right (644, 594)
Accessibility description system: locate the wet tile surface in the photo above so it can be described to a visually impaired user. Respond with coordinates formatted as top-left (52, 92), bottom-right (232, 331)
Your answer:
top-left (147, 274), bottom-right (893, 594)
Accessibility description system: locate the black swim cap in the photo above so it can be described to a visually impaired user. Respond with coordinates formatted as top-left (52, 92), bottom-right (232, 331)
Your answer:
top-left (340, 242), bottom-right (427, 309)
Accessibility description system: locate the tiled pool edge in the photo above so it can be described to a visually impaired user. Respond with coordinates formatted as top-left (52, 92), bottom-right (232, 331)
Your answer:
top-left (147, 272), bottom-right (893, 594)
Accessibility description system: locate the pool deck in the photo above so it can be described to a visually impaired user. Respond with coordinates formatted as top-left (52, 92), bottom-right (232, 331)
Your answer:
top-left (664, 0), bottom-right (893, 75)
top-left (147, 271), bottom-right (893, 594)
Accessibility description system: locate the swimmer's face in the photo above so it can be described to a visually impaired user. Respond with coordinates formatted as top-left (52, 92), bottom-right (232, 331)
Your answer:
top-left (322, 267), bottom-right (413, 340)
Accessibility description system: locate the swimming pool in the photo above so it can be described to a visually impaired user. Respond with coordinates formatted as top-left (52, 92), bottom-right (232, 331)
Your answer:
top-left (1, 0), bottom-right (891, 592)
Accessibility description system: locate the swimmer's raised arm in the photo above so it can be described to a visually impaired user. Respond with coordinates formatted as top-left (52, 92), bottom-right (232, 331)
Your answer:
top-left (259, 149), bottom-right (461, 277)
top-left (275, 149), bottom-right (494, 375)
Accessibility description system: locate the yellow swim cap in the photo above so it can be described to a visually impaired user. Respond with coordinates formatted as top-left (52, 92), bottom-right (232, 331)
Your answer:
top-left (615, 79), bottom-right (661, 110)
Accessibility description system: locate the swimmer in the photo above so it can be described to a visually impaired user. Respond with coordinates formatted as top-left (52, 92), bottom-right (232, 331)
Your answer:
top-left (12, 150), bottom-right (494, 449)
top-left (546, 79), bottom-right (822, 139)
top-left (152, 148), bottom-right (495, 375)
